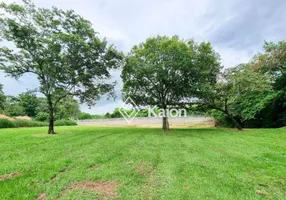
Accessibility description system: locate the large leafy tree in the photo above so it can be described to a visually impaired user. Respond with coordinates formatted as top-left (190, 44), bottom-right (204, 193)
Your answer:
top-left (251, 41), bottom-right (286, 126)
top-left (0, 1), bottom-right (122, 133)
top-left (199, 64), bottom-right (275, 130)
top-left (122, 35), bottom-right (220, 131)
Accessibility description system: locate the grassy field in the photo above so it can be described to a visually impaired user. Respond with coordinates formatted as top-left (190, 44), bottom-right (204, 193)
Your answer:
top-left (0, 127), bottom-right (285, 200)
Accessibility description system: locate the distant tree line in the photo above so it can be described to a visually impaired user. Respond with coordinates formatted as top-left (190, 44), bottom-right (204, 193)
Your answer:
top-left (0, 89), bottom-right (82, 121)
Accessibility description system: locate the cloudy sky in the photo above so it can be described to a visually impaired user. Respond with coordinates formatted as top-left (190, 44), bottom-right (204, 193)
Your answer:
top-left (1, 0), bottom-right (285, 114)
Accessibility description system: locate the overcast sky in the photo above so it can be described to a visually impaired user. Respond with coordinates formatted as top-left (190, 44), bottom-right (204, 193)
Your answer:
top-left (1, 0), bottom-right (285, 114)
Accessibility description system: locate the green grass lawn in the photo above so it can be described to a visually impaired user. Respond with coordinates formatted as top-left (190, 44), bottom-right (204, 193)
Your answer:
top-left (0, 126), bottom-right (285, 200)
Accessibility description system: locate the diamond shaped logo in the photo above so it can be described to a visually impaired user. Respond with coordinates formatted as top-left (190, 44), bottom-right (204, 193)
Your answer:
top-left (119, 97), bottom-right (140, 124)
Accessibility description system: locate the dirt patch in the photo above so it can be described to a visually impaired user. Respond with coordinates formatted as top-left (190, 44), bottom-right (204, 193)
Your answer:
top-left (0, 172), bottom-right (22, 181)
top-left (69, 181), bottom-right (119, 198)
top-left (0, 114), bottom-right (14, 121)
top-left (36, 193), bottom-right (46, 200)
top-left (256, 190), bottom-right (268, 195)
top-left (135, 163), bottom-right (153, 176)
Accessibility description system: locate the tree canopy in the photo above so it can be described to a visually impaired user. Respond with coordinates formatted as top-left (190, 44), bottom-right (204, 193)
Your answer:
top-left (0, 0), bottom-right (123, 133)
top-left (122, 35), bottom-right (220, 131)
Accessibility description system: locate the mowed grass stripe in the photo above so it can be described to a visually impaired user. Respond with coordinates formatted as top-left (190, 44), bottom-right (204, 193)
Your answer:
top-left (0, 127), bottom-right (285, 199)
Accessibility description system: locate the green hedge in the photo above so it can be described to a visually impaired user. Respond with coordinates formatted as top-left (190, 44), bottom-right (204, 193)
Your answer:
top-left (54, 120), bottom-right (77, 126)
top-left (13, 120), bottom-right (48, 128)
top-left (0, 119), bottom-right (15, 128)
top-left (0, 118), bottom-right (77, 128)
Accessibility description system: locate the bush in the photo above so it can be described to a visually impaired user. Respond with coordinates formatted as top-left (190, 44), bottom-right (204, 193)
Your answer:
top-left (209, 109), bottom-right (234, 128)
top-left (0, 118), bottom-right (15, 128)
top-left (54, 120), bottom-right (77, 126)
top-left (34, 112), bottom-right (49, 122)
top-left (0, 119), bottom-right (76, 129)
top-left (13, 120), bottom-right (48, 128)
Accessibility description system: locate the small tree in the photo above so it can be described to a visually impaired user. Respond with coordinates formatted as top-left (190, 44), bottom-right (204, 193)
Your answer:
top-left (4, 96), bottom-right (26, 117)
top-left (0, 1), bottom-right (122, 133)
top-left (18, 90), bottom-right (39, 117)
top-left (122, 36), bottom-right (220, 131)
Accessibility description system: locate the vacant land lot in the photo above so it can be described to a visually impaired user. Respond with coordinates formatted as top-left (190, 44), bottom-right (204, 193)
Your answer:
top-left (0, 127), bottom-right (285, 199)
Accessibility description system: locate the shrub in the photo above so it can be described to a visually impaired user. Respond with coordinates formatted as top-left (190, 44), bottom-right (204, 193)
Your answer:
top-left (0, 118), bottom-right (15, 128)
top-left (34, 112), bottom-right (49, 122)
top-left (54, 120), bottom-right (77, 126)
top-left (209, 109), bottom-right (234, 128)
top-left (13, 120), bottom-right (48, 128)
top-left (0, 119), bottom-right (77, 129)
top-left (78, 112), bottom-right (93, 120)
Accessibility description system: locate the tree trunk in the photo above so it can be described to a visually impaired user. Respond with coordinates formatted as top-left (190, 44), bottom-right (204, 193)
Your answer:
top-left (223, 101), bottom-right (243, 131)
top-left (47, 96), bottom-right (55, 134)
top-left (162, 116), bottom-right (169, 131)
top-left (162, 107), bottom-right (169, 131)
top-left (229, 115), bottom-right (242, 131)
top-left (48, 110), bottom-right (55, 134)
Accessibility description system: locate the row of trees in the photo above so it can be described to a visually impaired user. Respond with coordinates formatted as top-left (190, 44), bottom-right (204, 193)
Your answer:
top-left (0, 88), bottom-right (81, 121)
top-left (122, 38), bottom-right (285, 130)
top-left (0, 1), bottom-right (285, 132)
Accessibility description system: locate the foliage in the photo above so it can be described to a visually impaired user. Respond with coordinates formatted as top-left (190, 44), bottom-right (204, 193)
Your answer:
top-left (0, 118), bottom-right (76, 128)
top-left (13, 119), bottom-right (48, 127)
top-left (104, 112), bottom-right (111, 118)
top-left (35, 97), bottom-right (49, 114)
top-left (4, 96), bottom-right (26, 117)
top-left (77, 112), bottom-right (94, 120)
top-left (224, 64), bottom-right (275, 120)
top-left (54, 119), bottom-right (77, 126)
top-left (253, 41), bottom-right (286, 79)
top-left (34, 112), bottom-right (50, 122)
top-left (54, 96), bottom-right (80, 120)
top-left (122, 35), bottom-right (220, 130)
top-left (0, 118), bottom-right (15, 128)
top-left (0, 0), bottom-right (123, 133)
top-left (198, 64), bottom-right (275, 130)
top-left (0, 83), bottom-right (5, 112)
top-left (18, 90), bottom-right (39, 117)
top-left (247, 41), bottom-right (286, 127)
top-left (209, 109), bottom-right (235, 128)
top-left (77, 112), bottom-right (104, 120)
